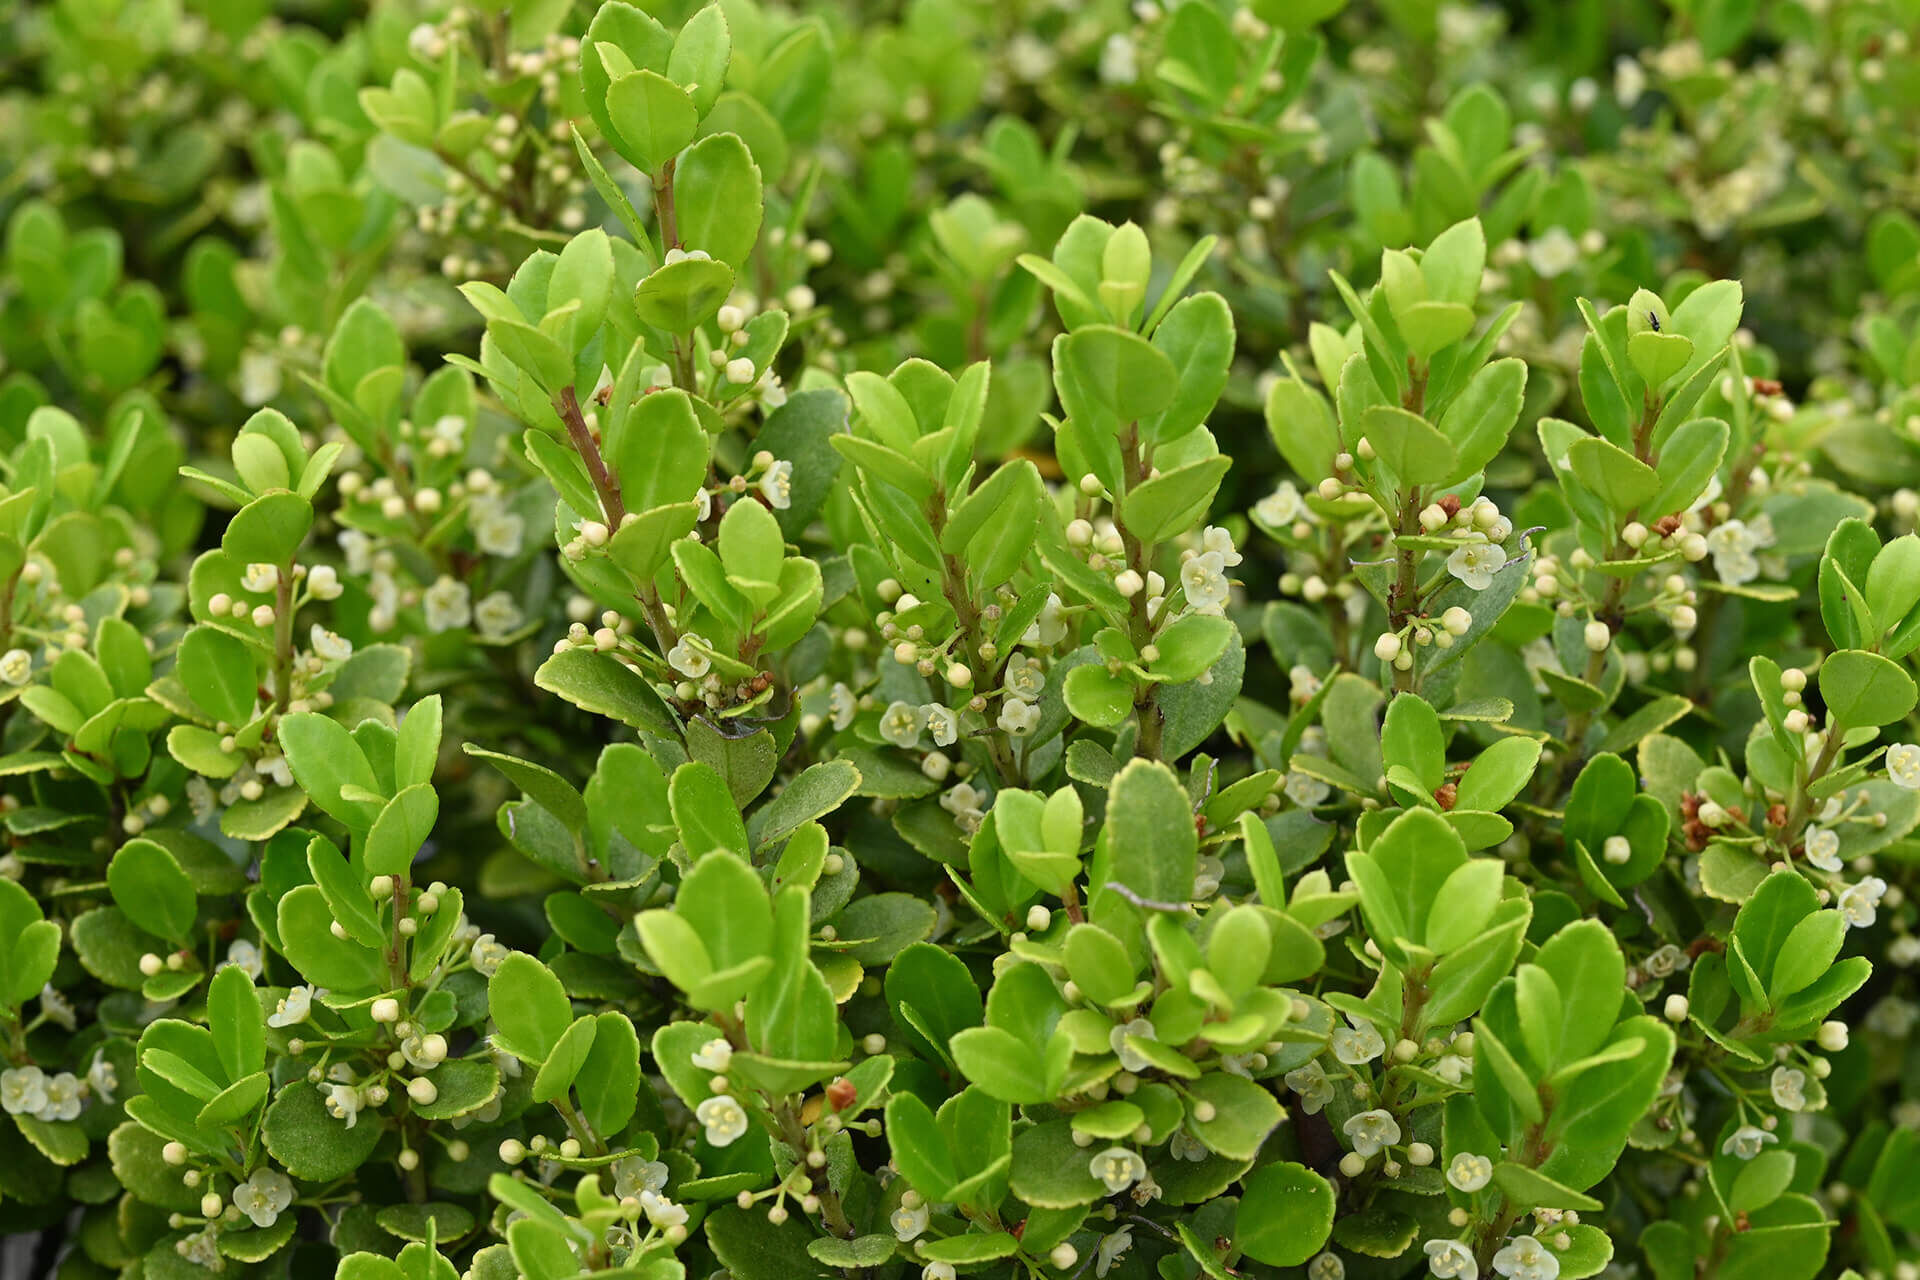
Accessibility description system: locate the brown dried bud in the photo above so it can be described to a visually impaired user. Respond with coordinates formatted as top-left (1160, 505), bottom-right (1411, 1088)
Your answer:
top-left (1433, 782), bottom-right (1458, 811)
top-left (825, 1078), bottom-right (857, 1112)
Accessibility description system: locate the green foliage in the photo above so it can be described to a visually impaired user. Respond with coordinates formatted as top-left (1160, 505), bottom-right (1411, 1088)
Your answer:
top-left (2, 2), bottom-right (1919, 1279)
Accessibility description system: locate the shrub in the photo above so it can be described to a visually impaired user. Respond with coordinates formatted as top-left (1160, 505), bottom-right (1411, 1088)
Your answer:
top-left (1, 2), bottom-right (1918, 1279)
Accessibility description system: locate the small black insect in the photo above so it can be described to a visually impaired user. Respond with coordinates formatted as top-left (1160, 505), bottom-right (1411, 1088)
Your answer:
top-left (1647, 310), bottom-right (1661, 332)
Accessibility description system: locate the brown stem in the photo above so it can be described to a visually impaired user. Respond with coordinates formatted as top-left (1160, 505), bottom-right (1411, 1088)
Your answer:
top-left (554, 386), bottom-right (626, 527)
top-left (1386, 490), bottom-right (1422, 694)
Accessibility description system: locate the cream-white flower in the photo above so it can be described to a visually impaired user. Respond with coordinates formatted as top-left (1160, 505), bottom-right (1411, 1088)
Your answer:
top-left (242, 563), bottom-right (280, 593)
top-left (1447, 1151), bottom-right (1493, 1192)
top-left (828, 682), bottom-right (857, 731)
top-left (0, 649), bottom-right (33, 685)
top-left (668, 634), bottom-right (712, 679)
top-left (1770, 1066), bottom-right (1807, 1112)
top-left (1889, 743), bottom-right (1920, 789)
top-left (1491, 1235), bottom-right (1558, 1280)
top-left (997, 698), bottom-right (1039, 737)
top-left (1720, 1125), bottom-right (1777, 1159)
top-left (880, 701), bottom-right (923, 749)
top-left (695, 1095), bottom-right (750, 1147)
top-left (1803, 826), bottom-right (1841, 872)
top-left (1021, 593), bottom-right (1068, 647)
top-left (1200, 526), bottom-right (1242, 568)
top-left (38, 1071), bottom-right (81, 1121)
top-left (1447, 540), bottom-right (1502, 591)
top-left (1285, 1061), bottom-right (1335, 1115)
top-left (924, 704), bottom-right (959, 747)
top-left (469, 934), bottom-right (509, 976)
top-left (1840, 876), bottom-right (1888, 928)
top-left (325, 1083), bottom-right (363, 1128)
top-left (1110, 1018), bottom-right (1156, 1072)
top-left (1003, 652), bottom-right (1045, 701)
top-left (758, 460), bottom-right (793, 510)
top-left (612, 1156), bottom-right (670, 1200)
top-left (268, 984), bottom-right (314, 1028)
top-left (86, 1051), bottom-right (117, 1104)
top-left (890, 1202), bottom-right (929, 1240)
top-left (475, 590), bottom-right (524, 638)
top-left (1426, 1238), bottom-right (1479, 1279)
top-left (1309, 1251), bottom-right (1346, 1280)
top-left (0, 1066), bottom-right (47, 1116)
top-left (1255, 481), bottom-right (1304, 528)
top-left (225, 939), bottom-right (263, 978)
top-left (1180, 550), bottom-right (1231, 616)
top-left (423, 575), bottom-right (472, 632)
top-left (1331, 1019), bottom-right (1385, 1065)
top-left (309, 625), bottom-right (353, 662)
top-left (1342, 1108), bottom-right (1401, 1157)
top-left (1089, 1146), bottom-right (1146, 1194)
top-left (691, 1039), bottom-right (733, 1073)
top-left (640, 1189), bottom-right (687, 1229)
top-left (232, 1168), bottom-right (294, 1228)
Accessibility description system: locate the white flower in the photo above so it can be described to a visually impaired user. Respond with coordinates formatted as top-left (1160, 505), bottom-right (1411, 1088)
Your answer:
top-left (997, 698), bottom-right (1039, 737)
top-left (691, 1039), bottom-right (734, 1073)
top-left (0, 1066), bottom-right (47, 1116)
top-left (1003, 652), bottom-right (1045, 701)
top-left (242, 563), bottom-right (279, 593)
top-left (1096, 1226), bottom-right (1134, 1276)
top-left (1447, 1151), bottom-right (1493, 1191)
top-left (1720, 1125), bottom-right (1778, 1159)
top-left (1180, 550), bottom-right (1231, 616)
top-left (338, 529), bottom-right (374, 575)
top-left (1447, 540), bottom-right (1503, 591)
top-left (640, 1189), bottom-right (687, 1229)
top-left (307, 563), bottom-right (342, 600)
top-left (1433, 1053), bottom-right (1471, 1084)
top-left (924, 704), bottom-right (959, 747)
top-left (1110, 1018), bottom-right (1157, 1072)
top-left (1343, 1108), bottom-right (1401, 1157)
top-left (1255, 481), bottom-right (1304, 528)
top-left (1705, 518), bottom-right (1773, 587)
top-left (1089, 1146), bottom-right (1147, 1194)
top-left (1491, 1235), bottom-right (1559, 1280)
top-left (232, 1168), bottom-right (294, 1228)
top-left (695, 1095), bottom-right (750, 1147)
top-left (613, 1156), bottom-right (670, 1199)
top-left (668, 634), bottom-right (712, 678)
top-left (1525, 227), bottom-right (1579, 278)
top-left (1098, 33), bottom-right (1138, 84)
top-left (1889, 743), bottom-right (1920, 789)
top-left (469, 934), bottom-right (509, 976)
top-left (37, 1071), bottom-right (82, 1122)
top-left (325, 1083), bottom-right (363, 1128)
top-left (1331, 1018), bottom-right (1386, 1065)
top-left (923, 1264), bottom-right (958, 1280)
top-left (1804, 826), bottom-right (1842, 872)
top-left (1286, 770), bottom-right (1331, 807)
top-left (1200, 526), bottom-right (1242, 568)
top-left (0, 649), bottom-right (33, 685)
top-left (423, 575), bottom-right (472, 632)
top-left (1169, 1130), bottom-right (1209, 1161)
top-left (880, 701), bottom-right (923, 749)
top-left (890, 1202), bottom-right (929, 1240)
top-left (475, 591), bottom-right (524, 638)
top-left (941, 780), bottom-right (986, 817)
top-left (828, 683), bottom-right (857, 730)
top-left (38, 985), bottom-right (74, 1031)
top-left (224, 939), bottom-right (263, 979)
top-left (86, 1051), bottom-right (117, 1104)
top-left (1427, 1238), bottom-right (1480, 1279)
top-left (304, 624), bottom-right (351, 663)
top-left (1309, 1251), bottom-right (1346, 1280)
top-left (238, 349), bottom-right (283, 406)
top-left (758, 460), bottom-right (793, 510)
top-left (1021, 593), bottom-right (1068, 647)
top-left (270, 990), bottom-right (314, 1036)
top-left (1285, 1061), bottom-right (1335, 1115)
top-left (1840, 876), bottom-right (1888, 928)
top-left (1770, 1066), bottom-right (1807, 1112)
top-left (181, 1227), bottom-right (223, 1269)
top-left (473, 501), bottom-right (525, 558)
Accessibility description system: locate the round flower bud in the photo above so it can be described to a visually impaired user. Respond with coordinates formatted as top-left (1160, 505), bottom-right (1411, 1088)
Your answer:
top-left (1663, 994), bottom-right (1689, 1022)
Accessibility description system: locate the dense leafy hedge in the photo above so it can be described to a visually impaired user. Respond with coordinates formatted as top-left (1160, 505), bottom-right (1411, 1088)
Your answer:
top-left (4, 1), bottom-right (1920, 1278)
